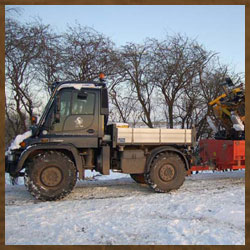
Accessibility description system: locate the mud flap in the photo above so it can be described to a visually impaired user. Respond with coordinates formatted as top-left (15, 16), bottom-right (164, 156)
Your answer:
top-left (101, 145), bottom-right (110, 175)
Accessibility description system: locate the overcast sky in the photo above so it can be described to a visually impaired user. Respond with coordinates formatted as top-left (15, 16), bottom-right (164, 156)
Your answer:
top-left (7, 5), bottom-right (245, 74)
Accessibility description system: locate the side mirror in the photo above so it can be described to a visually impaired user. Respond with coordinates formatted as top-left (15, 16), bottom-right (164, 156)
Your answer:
top-left (54, 95), bottom-right (60, 123)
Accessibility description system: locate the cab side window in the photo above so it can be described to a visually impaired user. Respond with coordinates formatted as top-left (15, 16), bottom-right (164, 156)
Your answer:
top-left (50, 89), bottom-right (97, 133)
top-left (71, 92), bottom-right (95, 115)
top-left (60, 91), bottom-right (71, 118)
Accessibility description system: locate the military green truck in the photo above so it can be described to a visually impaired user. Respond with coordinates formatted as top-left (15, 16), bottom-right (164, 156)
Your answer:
top-left (5, 76), bottom-right (195, 201)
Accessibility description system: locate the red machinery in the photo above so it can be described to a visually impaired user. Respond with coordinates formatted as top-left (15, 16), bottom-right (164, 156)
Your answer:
top-left (188, 78), bottom-right (245, 175)
top-left (188, 139), bottom-right (245, 175)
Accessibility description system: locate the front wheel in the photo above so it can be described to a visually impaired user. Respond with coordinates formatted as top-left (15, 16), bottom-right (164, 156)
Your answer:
top-left (145, 152), bottom-right (186, 193)
top-left (25, 151), bottom-right (77, 201)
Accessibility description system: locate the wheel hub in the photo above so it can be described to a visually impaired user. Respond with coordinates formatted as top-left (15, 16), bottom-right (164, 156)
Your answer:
top-left (40, 166), bottom-right (63, 187)
top-left (159, 164), bottom-right (175, 181)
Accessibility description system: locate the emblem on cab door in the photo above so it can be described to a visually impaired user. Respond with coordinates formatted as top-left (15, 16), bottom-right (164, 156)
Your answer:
top-left (74, 117), bottom-right (84, 128)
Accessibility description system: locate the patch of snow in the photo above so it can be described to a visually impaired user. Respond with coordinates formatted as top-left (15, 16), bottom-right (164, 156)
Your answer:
top-left (5, 170), bottom-right (245, 245)
top-left (231, 112), bottom-right (244, 131)
top-left (207, 116), bottom-right (218, 133)
top-left (57, 83), bottom-right (102, 91)
top-left (5, 130), bottom-right (32, 155)
top-left (84, 169), bottom-right (129, 180)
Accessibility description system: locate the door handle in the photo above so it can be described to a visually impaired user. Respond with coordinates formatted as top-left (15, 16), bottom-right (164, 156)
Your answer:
top-left (87, 129), bottom-right (95, 134)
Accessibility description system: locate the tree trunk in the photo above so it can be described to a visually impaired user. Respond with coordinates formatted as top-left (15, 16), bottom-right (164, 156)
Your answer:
top-left (168, 104), bottom-right (174, 128)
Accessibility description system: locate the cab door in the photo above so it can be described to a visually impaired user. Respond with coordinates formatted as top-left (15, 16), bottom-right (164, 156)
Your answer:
top-left (63, 89), bottom-right (98, 136)
top-left (48, 88), bottom-right (100, 147)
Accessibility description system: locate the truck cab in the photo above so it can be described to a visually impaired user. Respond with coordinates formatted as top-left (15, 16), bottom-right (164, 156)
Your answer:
top-left (34, 81), bottom-right (108, 147)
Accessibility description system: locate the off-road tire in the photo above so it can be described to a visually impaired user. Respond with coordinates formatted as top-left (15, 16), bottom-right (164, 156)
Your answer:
top-left (145, 152), bottom-right (186, 193)
top-left (130, 174), bottom-right (146, 184)
top-left (25, 151), bottom-right (77, 201)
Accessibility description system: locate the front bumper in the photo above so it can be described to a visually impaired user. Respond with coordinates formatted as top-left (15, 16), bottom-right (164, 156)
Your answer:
top-left (5, 156), bottom-right (17, 174)
top-left (5, 152), bottom-right (20, 176)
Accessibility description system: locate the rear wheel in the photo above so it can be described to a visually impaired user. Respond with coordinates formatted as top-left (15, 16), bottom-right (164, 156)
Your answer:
top-left (25, 151), bottom-right (77, 201)
top-left (145, 152), bottom-right (186, 192)
top-left (130, 174), bottom-right (146, 184)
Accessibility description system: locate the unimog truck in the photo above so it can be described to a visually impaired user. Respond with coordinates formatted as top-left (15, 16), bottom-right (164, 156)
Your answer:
top-left (5, 75), bottom-right (195, 201)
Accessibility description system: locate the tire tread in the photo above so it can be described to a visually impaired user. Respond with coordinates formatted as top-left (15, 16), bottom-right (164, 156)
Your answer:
top-left (25, 151), bottom-right (77, 201)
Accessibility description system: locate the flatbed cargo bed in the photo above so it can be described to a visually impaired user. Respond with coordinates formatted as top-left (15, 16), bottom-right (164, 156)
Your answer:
top-left (116, 128), bottom-right (193, 145)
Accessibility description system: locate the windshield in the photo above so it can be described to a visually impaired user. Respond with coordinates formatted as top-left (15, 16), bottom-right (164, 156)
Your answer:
top-left (35, 89), bottom-right (57, 135)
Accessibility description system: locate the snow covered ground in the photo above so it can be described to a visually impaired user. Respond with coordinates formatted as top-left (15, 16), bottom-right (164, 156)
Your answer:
top-left (5, 170), bottom-right (245, 245)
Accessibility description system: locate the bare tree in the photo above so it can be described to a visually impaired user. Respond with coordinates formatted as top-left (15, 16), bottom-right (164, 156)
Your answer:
top-left (174, 58), bottom-right (244, 140)
top-left (150, 35), bottom-right (216, 128)
top-left (196, 62), bottom-right (245, 139)
top-left (5, 18), bottom-right (50, 140)
top-left (35, 31), bottom-right (63, 92)
top-left (108, 78), bottom-right (141, 125)
top-left (5, 6), bottom-right (22, 16)
top-left (62, 24), bottom-right (116, 81)
top-left (113, 43), bottom-right (155, 127)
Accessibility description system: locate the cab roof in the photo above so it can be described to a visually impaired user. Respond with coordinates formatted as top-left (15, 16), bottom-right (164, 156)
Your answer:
top-left (51, 80), bottom-right (106, 92)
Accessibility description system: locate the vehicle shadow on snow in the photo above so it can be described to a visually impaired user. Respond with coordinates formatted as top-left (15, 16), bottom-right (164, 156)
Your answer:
top-left (66, 177), bottom-right (153, 201)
